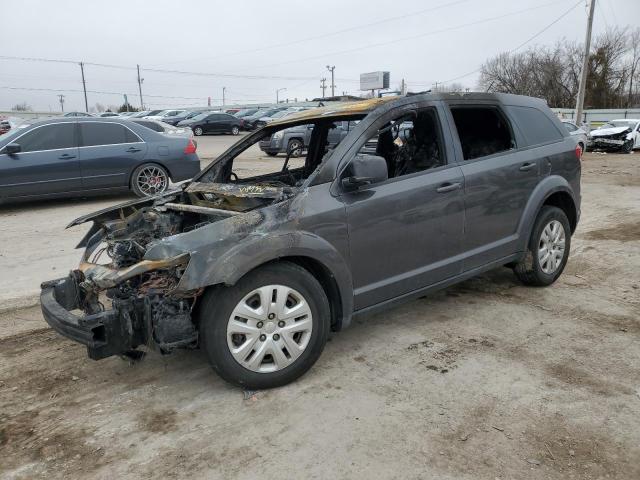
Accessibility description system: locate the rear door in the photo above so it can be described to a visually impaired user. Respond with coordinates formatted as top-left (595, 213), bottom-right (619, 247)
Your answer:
top-left (78, 122), bottom-right (147, 190)
top-left (445, 103), bottom-right (556, 269)
top-left (0, 122), bottom-right (82, 199)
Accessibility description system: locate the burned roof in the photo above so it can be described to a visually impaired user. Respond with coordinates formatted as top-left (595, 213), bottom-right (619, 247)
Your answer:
top-left (268, 97), bottom-right (397, 126)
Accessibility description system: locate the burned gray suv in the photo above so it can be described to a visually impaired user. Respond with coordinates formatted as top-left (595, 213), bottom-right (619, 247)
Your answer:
top-left (41, 93), bottom-right (581, 389)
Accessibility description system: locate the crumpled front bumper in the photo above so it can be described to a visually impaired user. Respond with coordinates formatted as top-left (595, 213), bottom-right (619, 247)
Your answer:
top-left (40, 274), bottom-right (140, 360)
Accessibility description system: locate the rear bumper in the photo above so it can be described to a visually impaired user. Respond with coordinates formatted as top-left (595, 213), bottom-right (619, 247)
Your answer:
top-left (40, 275), bottom-right (141, 360)
top-left (170, 155), bottom-right (201, 181)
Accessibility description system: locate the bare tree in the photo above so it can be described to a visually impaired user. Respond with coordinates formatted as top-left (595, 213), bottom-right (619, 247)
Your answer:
top-left (479, 27), bottom-right (638, 109)
top-left (11, 102), bottom-right (32, 111)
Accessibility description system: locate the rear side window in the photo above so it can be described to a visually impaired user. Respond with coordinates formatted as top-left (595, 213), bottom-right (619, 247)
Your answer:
top-left (507, 106), bottom-right (563, 146)
top-left (13, 123), bottom-right (76, 152)
top-left (134, 120), bottom-right (163, 132)
top-left (450, 106), bottom-right (515, 160)
top-left (80, 123), bottom-right (140, 147)
top-left (563, 122), bottom-right (577, 132)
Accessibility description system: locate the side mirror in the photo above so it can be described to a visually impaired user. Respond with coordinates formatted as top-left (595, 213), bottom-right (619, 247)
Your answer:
top-left (5, 143), bottom-right (21, 155)
top-left (341, 154), bottom-right (388, 191)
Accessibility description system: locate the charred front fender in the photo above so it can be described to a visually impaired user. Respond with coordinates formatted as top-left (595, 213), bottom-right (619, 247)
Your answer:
top-left (144, 208), bottom-right (354, 329)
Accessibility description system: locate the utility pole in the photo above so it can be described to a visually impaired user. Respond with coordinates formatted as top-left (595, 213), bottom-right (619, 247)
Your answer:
top-left (58, 94), bottom-right (65, 112)
top-left (320, 77), bottom-right (327, 98)
top-left (575, 0), bottom-right (596, 126)
top-left (79, 62), bottom-right (89, 112)
top-left (222, 87), bottom-right (226, 106)
top-left (276, 87), bottom-right (286, 103)
top-left (136, 64), bottom-right (144, 110)
top-left (326, 65), bottom-right (335, 97)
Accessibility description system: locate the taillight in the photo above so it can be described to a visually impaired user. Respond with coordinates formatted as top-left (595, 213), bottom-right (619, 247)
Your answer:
top-left (575, 144), bottom-right (582, 160)
top-left (184, 138), bottom-right (197, 154)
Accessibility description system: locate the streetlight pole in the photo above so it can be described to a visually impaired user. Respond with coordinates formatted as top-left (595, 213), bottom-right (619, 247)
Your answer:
top-left (326, 65), bottom-right (335, 97)
top-left (575, 0), bottom-right (596, 126)
top-left (276, 87), bottom-right (286, 103)
top-left (58, 94), bottom-right (65, 112)
top-left (223, 86), bottom-right (226, 106)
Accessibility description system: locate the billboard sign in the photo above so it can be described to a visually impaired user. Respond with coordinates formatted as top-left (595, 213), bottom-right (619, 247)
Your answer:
top-left (360, 71), bottom-right (390, 91)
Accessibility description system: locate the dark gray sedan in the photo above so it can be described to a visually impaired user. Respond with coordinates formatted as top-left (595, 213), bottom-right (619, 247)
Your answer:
top-left (0, 117), bottom-right (201, 203)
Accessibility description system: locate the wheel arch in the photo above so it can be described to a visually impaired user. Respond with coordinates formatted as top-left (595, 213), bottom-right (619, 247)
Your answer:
top-left (516, 175), bottom-right (578, 252)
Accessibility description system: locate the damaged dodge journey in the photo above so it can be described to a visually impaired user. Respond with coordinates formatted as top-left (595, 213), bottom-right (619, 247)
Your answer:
top-left (41, 93), bottom-right (581, 389)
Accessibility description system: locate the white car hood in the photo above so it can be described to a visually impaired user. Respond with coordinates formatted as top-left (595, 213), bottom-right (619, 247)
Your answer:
top-left (590, 126), bottom-right (632, 137)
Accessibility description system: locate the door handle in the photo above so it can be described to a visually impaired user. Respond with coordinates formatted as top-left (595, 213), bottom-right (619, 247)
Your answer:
top-left (436, 182), bottom-right (462, 193)
top-left (58, 153), bottom-right (76, 159)
top-left (126, 147), bottom-right (141, 153)
top-left (519, 162), bottom-right (536, 172)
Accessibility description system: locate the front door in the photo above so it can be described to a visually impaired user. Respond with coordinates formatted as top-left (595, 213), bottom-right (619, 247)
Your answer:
top-left (0, 122), bottom-right (82, 199)
top-left (340, 104), bottom-right (466, 310)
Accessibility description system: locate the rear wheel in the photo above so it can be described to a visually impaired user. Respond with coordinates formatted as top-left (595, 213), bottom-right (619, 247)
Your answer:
top-left (265, 152), bottom-right (278, 157)
top-left (131, 163), bottom-right (169, 197)
top-left (513, 206), bottom-right (571, 286)
top-left (198, 262), bottom-right (330, 389)
top-left (193, 126), bottom-right (203, 136)
top-left (287, 138), bottom-right (304, 157)
top-left (231, 125), bottom-right (240, 135)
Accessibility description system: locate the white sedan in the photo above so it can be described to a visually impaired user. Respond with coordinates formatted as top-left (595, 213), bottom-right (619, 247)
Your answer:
top-left (587, 119), bottom-right (640, 153)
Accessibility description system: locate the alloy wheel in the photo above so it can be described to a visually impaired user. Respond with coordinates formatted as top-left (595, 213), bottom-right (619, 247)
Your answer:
top-left (136, 166), bottom-right (168, 196)
top-left (538, 220), bottom-right (566, 274)
top-left (226, 285), bottom-right (313, 373)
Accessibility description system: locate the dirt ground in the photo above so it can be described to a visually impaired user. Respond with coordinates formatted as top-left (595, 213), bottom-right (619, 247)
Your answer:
top-left (1, 151), bottom-right (639, 480)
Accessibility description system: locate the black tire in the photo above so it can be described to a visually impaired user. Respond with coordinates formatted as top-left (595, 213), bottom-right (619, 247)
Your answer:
top-left (193, 126), bottom-right (203, 136)
top-left (130, 163), bottom-right (170, 197)
top-left (265, 152), bottom-right (278, 157)
top-left (287, 138), bottom-right (304, 158)
top-left (513, 206), bottom-right (571, 286)
top-left (622, 140), bottom-right (633, 154)
top-left (231, 125), bottom-right (240, 135)
top-left (198, 262), bottom-right (330, 389)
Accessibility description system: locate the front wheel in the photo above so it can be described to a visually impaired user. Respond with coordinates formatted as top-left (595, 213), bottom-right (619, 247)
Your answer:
top-left (131, 163), bottom-right (170, 197)
top-left (198, 262), bottom-right (330, 389)
top-left (513, 206), bottom-right (571, 286)
top-left (622, 140), bottom-right (633, 154)
top-left (193, 126), bottom-right (203, 136)
top-left (287, 139), bottom-right (304, 157)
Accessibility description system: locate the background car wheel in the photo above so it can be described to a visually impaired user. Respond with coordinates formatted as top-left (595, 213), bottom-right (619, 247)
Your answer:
top-left (198, 261), bottom-right (330, 389)
top-left (513, 206), bottom-right (571, 286)
top-left (622, 140), bottom-right (633, 154)
top-left (231, 126), bottom-right (240, 135)
top-left (131, 163), bottom-right (170, 197)
top-left (287, 139), bottom-right (303, 157)
top-left (266, 152), bottom-right (278, 157)
top-left (193, 126), bottom-right (203, 136)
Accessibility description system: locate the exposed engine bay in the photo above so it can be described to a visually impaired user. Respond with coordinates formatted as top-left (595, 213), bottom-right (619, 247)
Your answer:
top-left (72, 177), bottom-right (299, 358)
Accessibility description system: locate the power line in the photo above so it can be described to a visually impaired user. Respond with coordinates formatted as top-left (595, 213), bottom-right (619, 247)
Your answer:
top-left (414, 0), bottom-right (583, 86)
top-left (0, 85), bottom-right (207, 100)
top-left (147, 0), bottom-right (472, 67)
top-left (240, 0), bottom-right (574, 72)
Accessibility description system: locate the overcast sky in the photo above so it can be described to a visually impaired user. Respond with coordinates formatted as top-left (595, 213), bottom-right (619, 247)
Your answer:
top-left (2, 0), bottom-right (638, 112)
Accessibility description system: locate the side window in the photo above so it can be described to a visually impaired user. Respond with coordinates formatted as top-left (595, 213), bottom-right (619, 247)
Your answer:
top-left (13, 123), bottom-right (76, 152)
top-left (354, 107), bottom-right (445, 179)
top-left (80, 123), bottom-right (140, 147)
top-left (450, 106), bottom-right (515, 160)
top-left (506, 106), bottom-right (563, 146)
top-left (563, 122), bottom-right (577, 132)
top-left (136, 121), bottom-right (163, 132)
